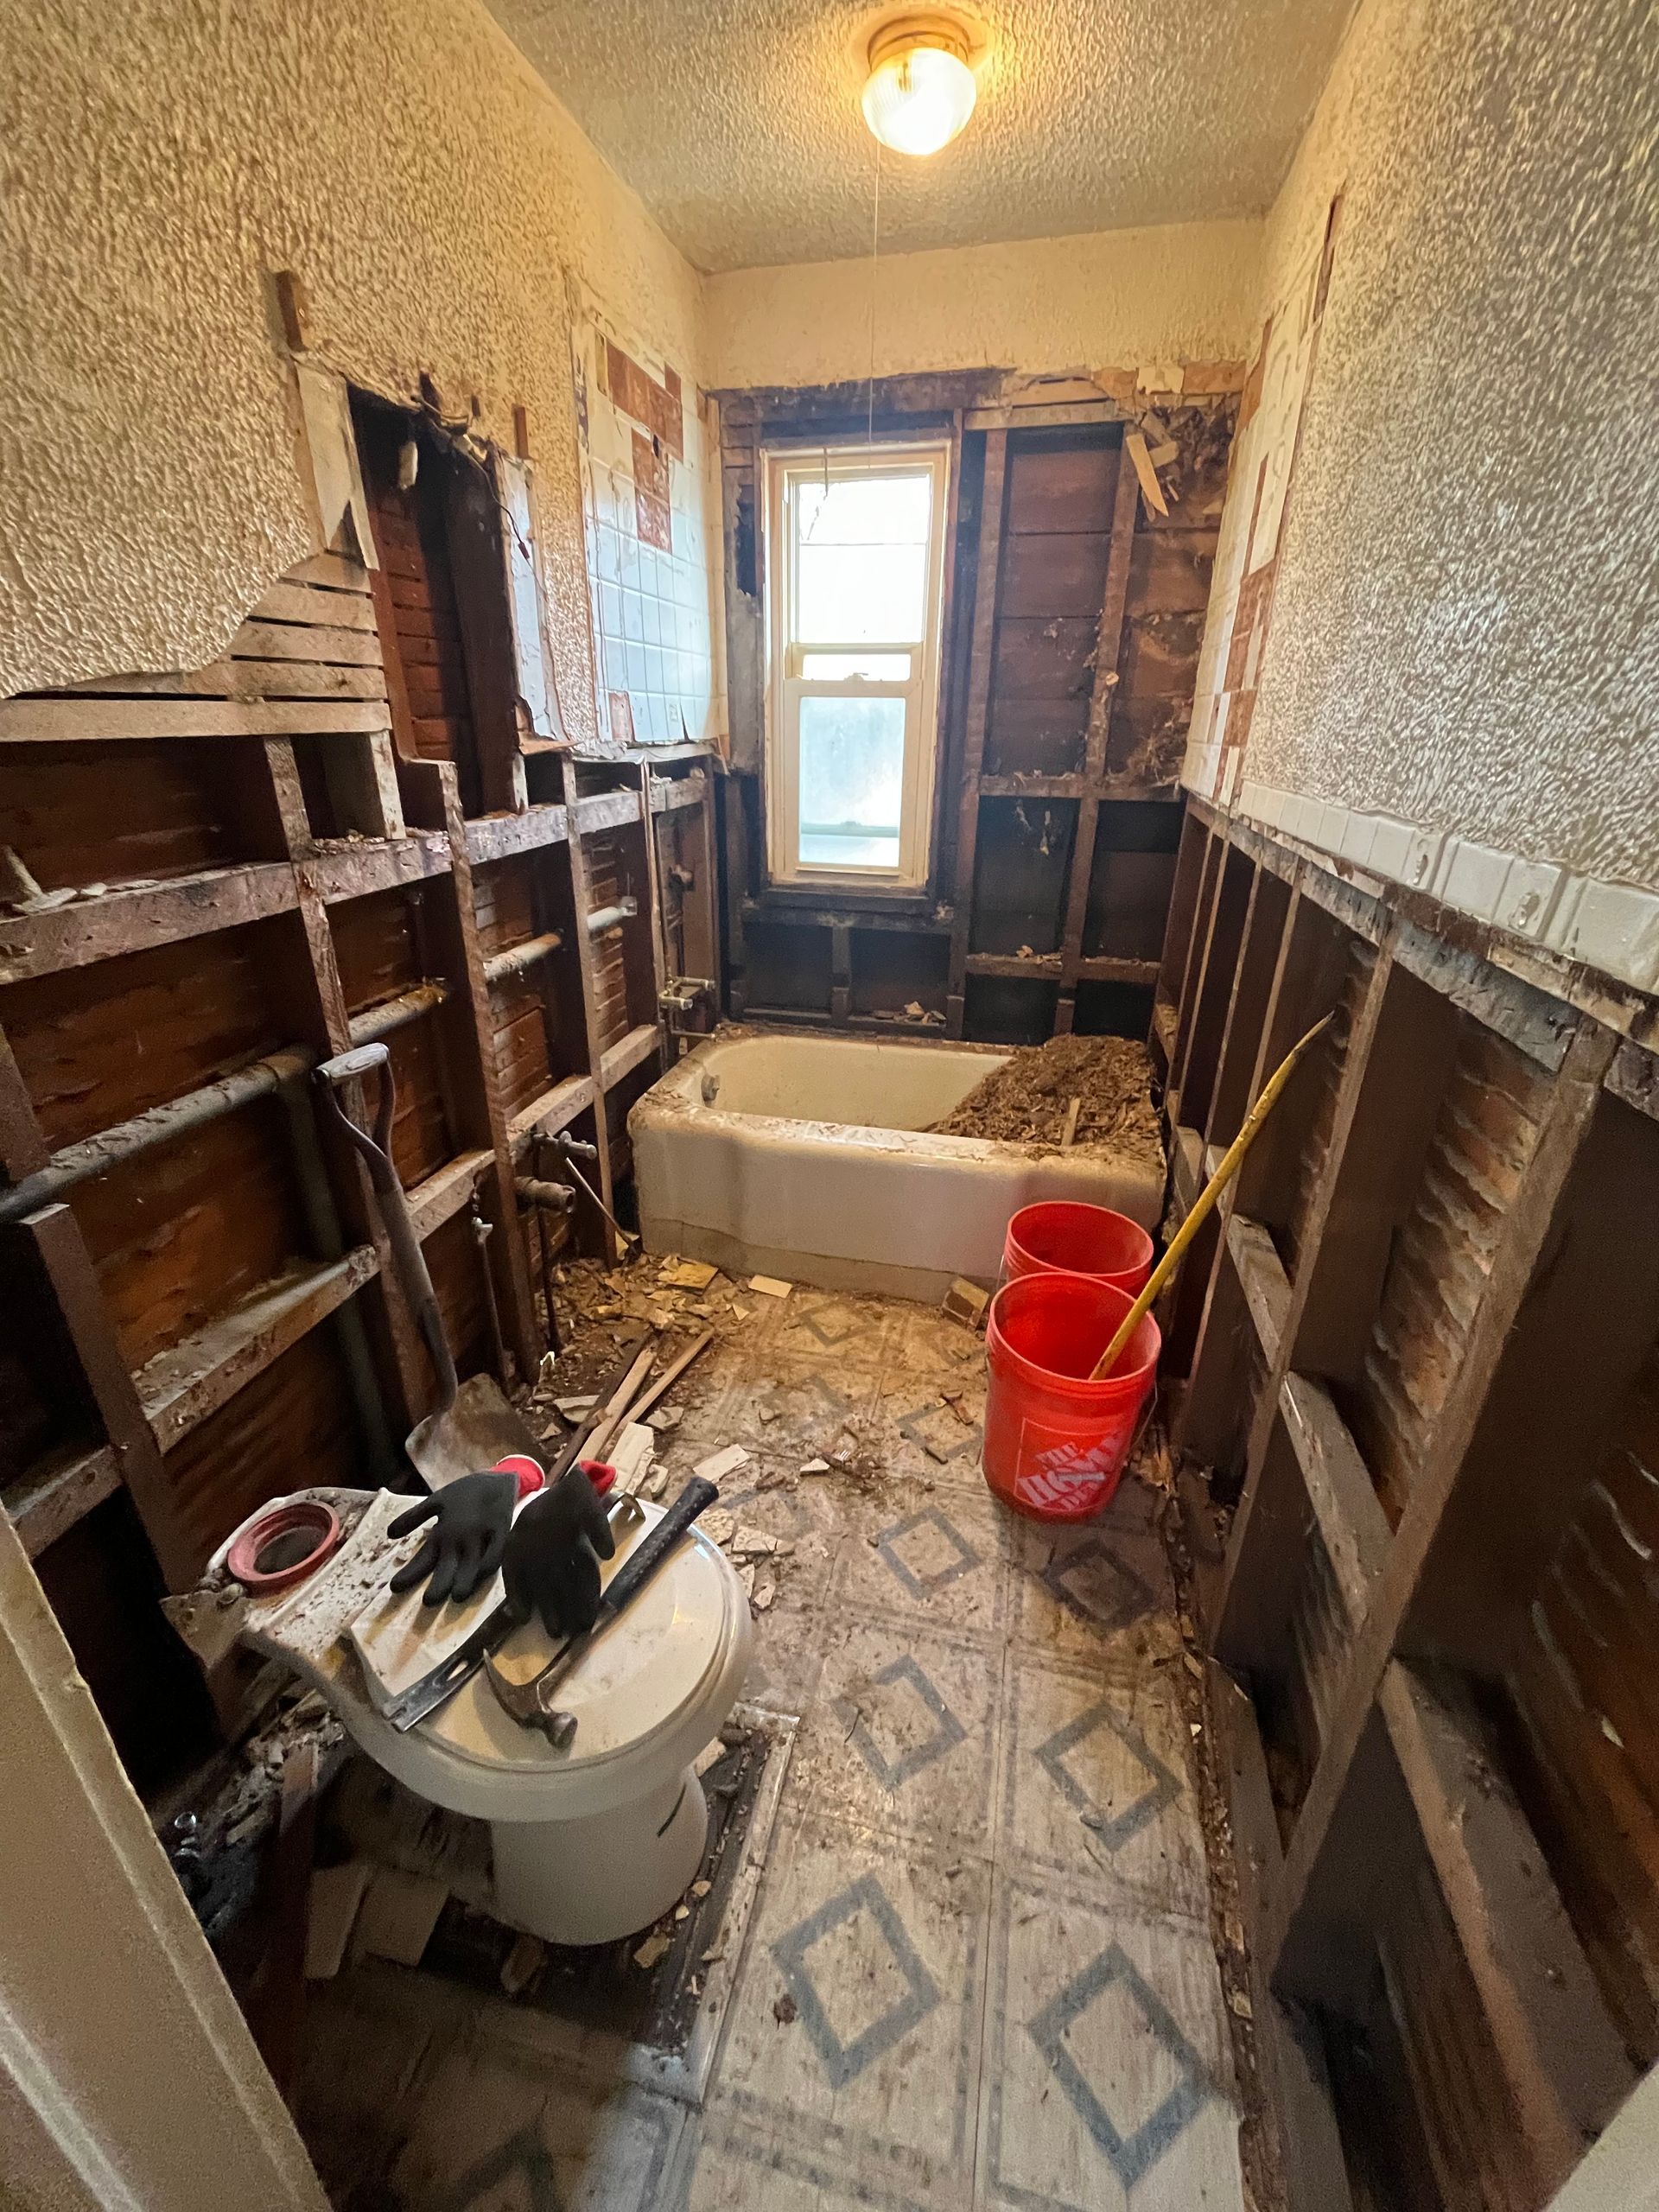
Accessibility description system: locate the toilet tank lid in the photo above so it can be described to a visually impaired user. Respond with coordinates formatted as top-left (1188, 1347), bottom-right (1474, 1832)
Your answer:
top-left (395, 1500), bottom-right (743, 1776)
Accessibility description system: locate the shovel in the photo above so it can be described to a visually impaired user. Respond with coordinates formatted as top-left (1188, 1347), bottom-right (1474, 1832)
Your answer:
top-left (317, 1043), bottom-right (546, 1491)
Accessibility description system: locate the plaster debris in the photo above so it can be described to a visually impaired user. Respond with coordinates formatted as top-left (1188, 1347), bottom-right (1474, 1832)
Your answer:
top-left (799, 1458), bottom-right (830, 1476)
top-left (694, 1444), bottom-right (750, 1487)
top-left (748, 1274), bottom-right (792, 1298)
top-left (702, 1508), bottom-right (737, 1548)
top-left (661, 1259), bottom-right (718, 1289)
top-left (633, 1931), bottom-right (672, 1972)
top-left (752, 1580), bottom-right (776, 1612)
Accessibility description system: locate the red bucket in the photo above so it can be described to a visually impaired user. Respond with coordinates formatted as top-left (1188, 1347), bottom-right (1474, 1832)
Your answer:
top-left (982, 1274), bottom-right (1160, 1522)
top-left (1002, 1201), bottom-right (1154, 1294)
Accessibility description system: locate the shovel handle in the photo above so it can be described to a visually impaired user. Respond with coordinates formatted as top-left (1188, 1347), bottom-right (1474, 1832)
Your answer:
top-left (317, 1044), bottom-right (458, 1411)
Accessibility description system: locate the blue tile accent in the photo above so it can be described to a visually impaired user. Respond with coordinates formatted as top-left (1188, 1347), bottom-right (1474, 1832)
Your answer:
top-left (1034, 1696), bottom-right (1179, 1851)
top-left (876, 1505), bottom-right (983, 1599)
top-left (1027, 1944), bottom-right (1212, 2189)
top-left (771, 1874), bottom-right (943, 2090)
top-left (1039, 1538), bottom-right (1154, 1632)
top-left (835, 1655), bottom-right (969, 1791)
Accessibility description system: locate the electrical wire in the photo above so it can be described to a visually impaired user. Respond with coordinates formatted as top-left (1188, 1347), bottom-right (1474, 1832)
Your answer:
top-left (868, 137), bottom-right (882, 447)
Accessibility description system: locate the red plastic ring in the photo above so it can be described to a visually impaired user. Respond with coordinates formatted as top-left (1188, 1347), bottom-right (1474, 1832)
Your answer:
top-left (227, 1499), bottom-right (342, 1592)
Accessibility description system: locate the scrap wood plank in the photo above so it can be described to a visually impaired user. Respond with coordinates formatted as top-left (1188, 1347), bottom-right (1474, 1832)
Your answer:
top-left (251, 578), bottom-right (378, 628)
top-left (0, 696), bottom-right (391, 742)
top-left (1379, 1661), bottom-right (1634, 2189)
top-left (54, 658), bottom-right (391, 702)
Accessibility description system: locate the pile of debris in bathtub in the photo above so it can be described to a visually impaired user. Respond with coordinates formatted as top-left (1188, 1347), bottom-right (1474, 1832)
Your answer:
top-left (930, 1032), bottom-right (1163, 1164)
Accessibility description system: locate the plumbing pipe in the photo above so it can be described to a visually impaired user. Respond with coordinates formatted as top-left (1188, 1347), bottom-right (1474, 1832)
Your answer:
top-left (346, 981), bottom-right (448, 1047)
top-left (0, 989), bottom-right (438, 1227)
top-left (514, 1176), bottom-right (575, 1211)
top-left (585, 899), bottom-right (638, 937)
top-left (482, 931), bottom-right (563, 987)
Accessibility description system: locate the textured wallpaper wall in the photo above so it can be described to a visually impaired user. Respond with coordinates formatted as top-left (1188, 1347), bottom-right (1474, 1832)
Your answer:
top-left (1233, 0), bottom-right (1658, 893)
top-left (0, 0), bottom-right (707, 743)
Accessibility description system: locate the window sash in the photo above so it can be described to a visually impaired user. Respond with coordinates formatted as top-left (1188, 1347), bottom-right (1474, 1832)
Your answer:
top-left (764, 443), bottom-right (949, 888)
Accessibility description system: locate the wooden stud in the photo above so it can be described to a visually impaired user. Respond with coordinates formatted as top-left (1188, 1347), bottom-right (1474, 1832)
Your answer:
top-left (559, 759), bottom-right (621, 1259)
top-left (946, 429), bottom-right (1008, 1035)
top-left (1209, 1662), bottom-right (1358, 2212)
top-left (1058, 439), bottom-right (1141, 1000)
top-left (401, 758), bottom-right (540, 1382)
top-left (1380, 1662), bottom-right (1634, 2188)
top-left (1268, 1018), bottom-right (1616, 1995)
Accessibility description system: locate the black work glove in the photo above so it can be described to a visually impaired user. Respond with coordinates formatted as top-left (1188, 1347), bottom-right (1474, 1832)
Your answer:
top-left (502, 1468), bottom-right (617, 1639)
top-left (387, 1469), bottom-right (517, 1606)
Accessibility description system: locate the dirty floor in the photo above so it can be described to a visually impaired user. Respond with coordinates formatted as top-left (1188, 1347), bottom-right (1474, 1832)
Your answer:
top-left (295, 1283), bottom-right (1248, 2212)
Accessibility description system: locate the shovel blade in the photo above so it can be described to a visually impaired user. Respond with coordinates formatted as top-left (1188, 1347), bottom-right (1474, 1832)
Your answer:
top-left (407, 1374), bottom-right (545, 1490)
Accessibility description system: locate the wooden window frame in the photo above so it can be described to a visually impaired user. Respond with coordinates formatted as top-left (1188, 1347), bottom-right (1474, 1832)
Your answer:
top-left (762, 439), bottom-right (950, 893)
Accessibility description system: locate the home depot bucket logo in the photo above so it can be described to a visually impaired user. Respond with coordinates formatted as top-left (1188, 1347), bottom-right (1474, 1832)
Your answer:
top-left (1011, 1414), bottom-right (1135, 1513)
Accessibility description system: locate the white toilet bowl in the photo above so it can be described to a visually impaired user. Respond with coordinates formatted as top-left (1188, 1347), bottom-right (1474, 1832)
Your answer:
top-left (218, 1487), bottom-right (753, 1946)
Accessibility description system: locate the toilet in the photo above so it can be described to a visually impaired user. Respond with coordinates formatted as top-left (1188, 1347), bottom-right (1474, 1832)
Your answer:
top-left (208, 1484), bottom-right (753, 1946)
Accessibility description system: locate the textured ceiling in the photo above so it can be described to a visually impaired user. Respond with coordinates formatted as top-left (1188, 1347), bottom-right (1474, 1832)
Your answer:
top-left (485, 0), bottom-right (1356, 273)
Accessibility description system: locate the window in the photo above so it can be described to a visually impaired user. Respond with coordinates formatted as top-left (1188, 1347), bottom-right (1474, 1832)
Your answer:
top-left (765, 442), bottom-right (950, 887)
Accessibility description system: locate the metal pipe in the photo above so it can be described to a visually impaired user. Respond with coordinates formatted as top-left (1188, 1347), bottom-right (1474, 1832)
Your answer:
top-left (0, 976), bottom-right (460, 1230)
top-left (276, 1081), bottom-right (397, 1483)
top-left (514, 1176), bottom-right (575, 1211)
top-left (525, 1142), bottom-right (566, 1355)
top-left (347, 981), bottom-right (448, 1046)
top-left (585, 899), bottom-right (638, 937)
top-left (470, 1202), bottom-right (510, 1388)
top-left (0, 1046), bottom-right (315, 1226)
top-left (482, 931), bottom-right (563, 986)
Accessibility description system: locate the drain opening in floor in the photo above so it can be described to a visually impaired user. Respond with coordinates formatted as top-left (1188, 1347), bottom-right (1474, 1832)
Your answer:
top-left (396, 1718), bottom-right (778, 2059)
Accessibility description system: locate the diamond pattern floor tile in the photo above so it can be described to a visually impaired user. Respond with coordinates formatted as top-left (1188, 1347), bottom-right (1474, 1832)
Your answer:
top-left (716, 1808), bottom-right (989, 2185)
top-left (296, 1286), bottom-right (1238, 2212)
top-left (978, 1874), bottom-right (1243, 2212)
top-left (1001, 1659), bottom-right (1208, 1916)
top-left (831, 1487), bottom-right (1009, 1643)
top-left (798, 1619), bottom-right (997, 1848)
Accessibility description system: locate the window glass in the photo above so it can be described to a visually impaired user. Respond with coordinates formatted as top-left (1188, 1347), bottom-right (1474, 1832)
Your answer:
top-left (797, 694), bottom-right (906, 871)
top-left (796, 472), bottom-right (933, 644)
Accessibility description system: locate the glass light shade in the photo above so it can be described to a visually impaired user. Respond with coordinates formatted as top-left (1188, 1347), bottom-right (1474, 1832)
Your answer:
top-left (861, 42), bottom-right (976, 156)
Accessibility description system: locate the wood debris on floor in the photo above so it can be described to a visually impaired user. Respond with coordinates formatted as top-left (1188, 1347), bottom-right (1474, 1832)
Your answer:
top-left (291, 1270), bottom-right (1255, 2212)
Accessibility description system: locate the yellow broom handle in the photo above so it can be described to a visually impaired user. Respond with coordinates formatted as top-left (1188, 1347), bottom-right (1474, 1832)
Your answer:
top-left (1087, 1010), bottom-right (1336, 1382)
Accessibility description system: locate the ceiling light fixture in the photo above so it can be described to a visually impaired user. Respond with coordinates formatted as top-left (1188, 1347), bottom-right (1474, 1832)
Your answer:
top-left (861, 14), bottom-right (978, 158)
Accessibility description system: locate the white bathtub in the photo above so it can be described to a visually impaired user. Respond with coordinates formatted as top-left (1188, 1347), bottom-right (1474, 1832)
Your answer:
top-left (630, 1026), bottom-right (1166, 1303)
